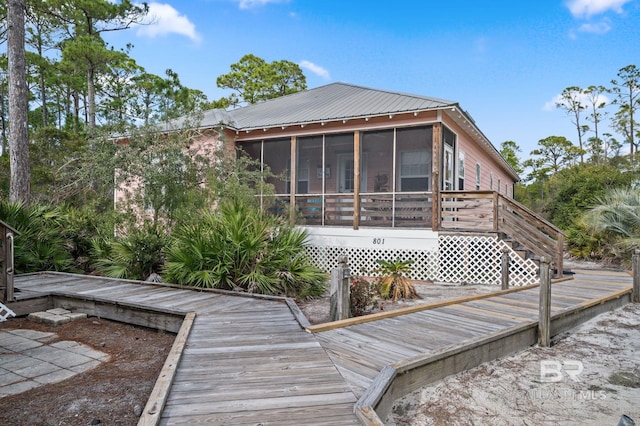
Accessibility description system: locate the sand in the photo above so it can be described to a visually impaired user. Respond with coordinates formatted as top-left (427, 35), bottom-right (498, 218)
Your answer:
top-left (388, 303), bottom-right (640, 426)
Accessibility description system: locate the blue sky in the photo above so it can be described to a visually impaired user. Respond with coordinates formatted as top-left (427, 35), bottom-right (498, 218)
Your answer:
top-left (105, 0), bottom-right (639, 159)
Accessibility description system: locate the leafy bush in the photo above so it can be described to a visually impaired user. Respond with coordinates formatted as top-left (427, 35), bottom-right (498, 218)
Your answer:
top-left (0, 201), bottom-right (76, 273)
top-left (349, 276), bottom-right (379, 317)
top-left (164, 198), bottom-right (327, 298)
top-left (374, 259), bottom-right (419, 302)
top-left (92, 221), bottom-right (167, 281)
top-left (545, 163), bottom-right (635, 230)
top-left (570, 187), bottom-right (640, 265)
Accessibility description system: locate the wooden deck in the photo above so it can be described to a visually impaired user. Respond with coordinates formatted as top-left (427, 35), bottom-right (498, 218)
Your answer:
top-left (12, 273), bottom-right (360, 425)
top-left (9, 268), bottom-right (633, 425)
top-left (312, 269), bottom-right (632, 399)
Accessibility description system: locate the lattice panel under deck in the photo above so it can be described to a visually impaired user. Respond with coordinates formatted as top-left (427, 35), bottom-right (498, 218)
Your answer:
top-left (305, 235), bottom-right (538, 286)
top-left (0, 302), bottom-right (16, 322)
top-left (437, 235), bottom-right (538, 286)
top-left (305, 246), bottom-right (439, 281)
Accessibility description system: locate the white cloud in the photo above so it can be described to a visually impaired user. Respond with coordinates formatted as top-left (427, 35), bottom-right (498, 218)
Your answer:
top-left (577, 20), bottom-right (612, 33)
top-left (234, 0), bottom-right (289, 10)
top-left (136, 2), bottom-right (201, 42)
top-left (566, 0), bottom-right (632, 18)
top-left (543, 90), bottom-right (610, 111)
top-left (299, 60), bottom-right (331, 80)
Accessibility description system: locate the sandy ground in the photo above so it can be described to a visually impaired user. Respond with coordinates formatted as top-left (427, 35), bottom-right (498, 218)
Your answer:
top-left (387, 303), bottom-right (640, 426)
top-left (299, 281), bottom-right (501, 324)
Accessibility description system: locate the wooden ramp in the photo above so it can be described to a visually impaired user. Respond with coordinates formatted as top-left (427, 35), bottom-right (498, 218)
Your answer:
top-left (10, 269), bottom-right (633, 425)
top-left (12, 273), bottom-right (359, 425)
top-left (312, 269), bottom-right (633, 398)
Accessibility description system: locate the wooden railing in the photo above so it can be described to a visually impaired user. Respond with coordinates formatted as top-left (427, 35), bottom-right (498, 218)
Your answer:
top-left (439, 191), bottom-right (565, 275)
top-left (0, 220), bottom-right (19, 303)
top-left (271, 193), bottom-right (433, 228)
top-left (266, 190), bottom-right (564, 273)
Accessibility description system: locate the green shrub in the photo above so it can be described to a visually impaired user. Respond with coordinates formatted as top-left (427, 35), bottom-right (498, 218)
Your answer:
top-left (92, 221), bottom-right (167, 281)
top-left (0, 201), bottom-right (76, 273)
top-left (164, 198), bottom-right (327, 298)
top-left (349, 276), bottom-right (379, 317)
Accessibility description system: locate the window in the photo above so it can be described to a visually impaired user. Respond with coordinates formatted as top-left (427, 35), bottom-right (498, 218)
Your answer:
top-left (497, 178), bottom-right (501, 194)
top-left (400, 150), bottom-right (430, 191)
top-left (490, 173), bottom-right (494, 190)
top-left (475, 163), bottom-right (481, 190)
top-left (296, 157), bottom-right (309, 194)
top-left (458, 151), bottom-right (465, 190)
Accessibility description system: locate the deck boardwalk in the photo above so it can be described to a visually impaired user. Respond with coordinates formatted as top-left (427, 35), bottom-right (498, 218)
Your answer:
top-left (313, 269), bottom-right (633, 398)
top-left (13, 274), bottom-right (359, 425)
top-left (10, 268), bottom-right (633, 425)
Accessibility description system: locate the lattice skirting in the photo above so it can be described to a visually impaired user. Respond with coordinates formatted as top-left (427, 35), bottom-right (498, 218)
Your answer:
top-left (305, 235), bottom-right (538, 286)
top-left (438, 235), bottom-right (538, 287)
top-left (0, 302), bottom-right (16, 322)
top-left (305, 245), bottom-right (439, 281)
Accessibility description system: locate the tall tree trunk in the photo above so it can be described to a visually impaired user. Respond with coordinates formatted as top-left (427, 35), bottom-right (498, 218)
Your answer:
top-left (0, 82), bottom-right (7, 154)
top-left (87, 66), bottom-right (96, 130)
top-left (7, 0), bottom-right (31, 205)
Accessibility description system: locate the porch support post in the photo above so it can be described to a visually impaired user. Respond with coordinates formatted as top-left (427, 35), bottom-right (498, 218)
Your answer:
top-left (431, 123), bottom-right (442, 230)
top-left (290, 136), bottom-right (297, 226)
top-left (538, 257), bottom-right (551, 347)
top-left (353, 131), bottom-right (361, 230)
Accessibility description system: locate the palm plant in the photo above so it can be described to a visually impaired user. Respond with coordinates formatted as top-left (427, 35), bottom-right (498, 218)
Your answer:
top-left (579, 187), bottom-right (640, 261)
top-left (164, 198), bottom-right (327, 298)
top-left (374, 259), bottom-right (419, 302)
top-left (91, 221), bottom-right (167, 281)
top-left (0, 200), bottom-right (76, 273)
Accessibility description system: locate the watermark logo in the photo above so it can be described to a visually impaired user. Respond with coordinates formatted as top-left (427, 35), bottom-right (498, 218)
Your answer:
top-left (540, 360), bottom-right (584, 382)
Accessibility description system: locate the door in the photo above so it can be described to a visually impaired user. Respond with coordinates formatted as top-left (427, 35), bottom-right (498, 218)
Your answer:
top-left (337, 154), bottom-right (367, 193)
top-left (337, 154), bottom-right (355, 193)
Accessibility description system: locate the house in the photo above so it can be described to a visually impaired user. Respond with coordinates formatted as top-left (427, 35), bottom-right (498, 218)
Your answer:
top-left (138, 83), bottom-right (564, 285)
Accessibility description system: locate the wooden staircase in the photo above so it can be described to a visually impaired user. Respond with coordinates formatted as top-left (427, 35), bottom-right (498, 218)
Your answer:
top-left (439, 191), bottom-right (565, 276)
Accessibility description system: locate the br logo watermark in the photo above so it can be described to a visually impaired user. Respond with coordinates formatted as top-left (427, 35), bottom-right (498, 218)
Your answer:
top-left (539, 360), bottom-right (584, 382)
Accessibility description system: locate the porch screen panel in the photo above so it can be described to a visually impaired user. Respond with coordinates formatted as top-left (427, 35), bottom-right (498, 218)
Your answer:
top-left (298, 136), bottom-right (324, 194)
top-left (262, 138), bottom-right (290, 195)
top-left (360, 130), bottom-right (394, 227)
top-left (361, 130), bottom-right (393, 193)
top-left (297, 136), bottom-right (324, 225)
top-left (394, 126), bottom-right (432, 228)
top-left (396, 126), bottom-right (432, 192)
top-left (237, 141), bottom-right (263, 191)
top-left (325, 133), bottom-right (355, 226)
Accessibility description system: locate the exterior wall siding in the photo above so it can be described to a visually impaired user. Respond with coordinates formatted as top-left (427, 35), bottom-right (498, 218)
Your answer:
top-left (441, 115), bottom-right (516, 195)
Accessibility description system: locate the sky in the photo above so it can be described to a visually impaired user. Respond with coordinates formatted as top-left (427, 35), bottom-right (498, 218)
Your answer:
top-left (104, 0), bottom-right (640, 159)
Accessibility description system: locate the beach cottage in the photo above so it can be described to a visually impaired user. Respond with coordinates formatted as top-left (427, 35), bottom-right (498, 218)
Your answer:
top-left (125, 82), bottom-right (564, 285)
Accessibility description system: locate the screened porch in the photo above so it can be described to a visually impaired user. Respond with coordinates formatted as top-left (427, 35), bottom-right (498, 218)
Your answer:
top-left (240, 125), bottom-right (450, 229)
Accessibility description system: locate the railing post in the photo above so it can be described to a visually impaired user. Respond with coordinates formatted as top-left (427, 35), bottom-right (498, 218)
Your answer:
top-left (538, 257), bottom-right (551, 347)
top-left (5, 233), bottom-right (14, 302)
top-left (555, 233), bottom-right (564, 279)
top-left (501, 247), bottom-right (510, 290)
top-left (633, 249), bottom-right (640, 304)
top-left (330, 255), bottom-right (351, 321)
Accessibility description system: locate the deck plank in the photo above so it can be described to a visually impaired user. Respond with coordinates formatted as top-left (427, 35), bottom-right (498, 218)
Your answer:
top-left (12, 269), bottom-right (632, 424)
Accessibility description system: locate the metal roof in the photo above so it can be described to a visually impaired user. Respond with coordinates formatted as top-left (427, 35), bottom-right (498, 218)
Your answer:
top-left (156, 82), bottom-right (518, 180)
top-left (227, 82), bottom-right (457, 129)
top-left (159, 108), bottom-right (235, 132)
